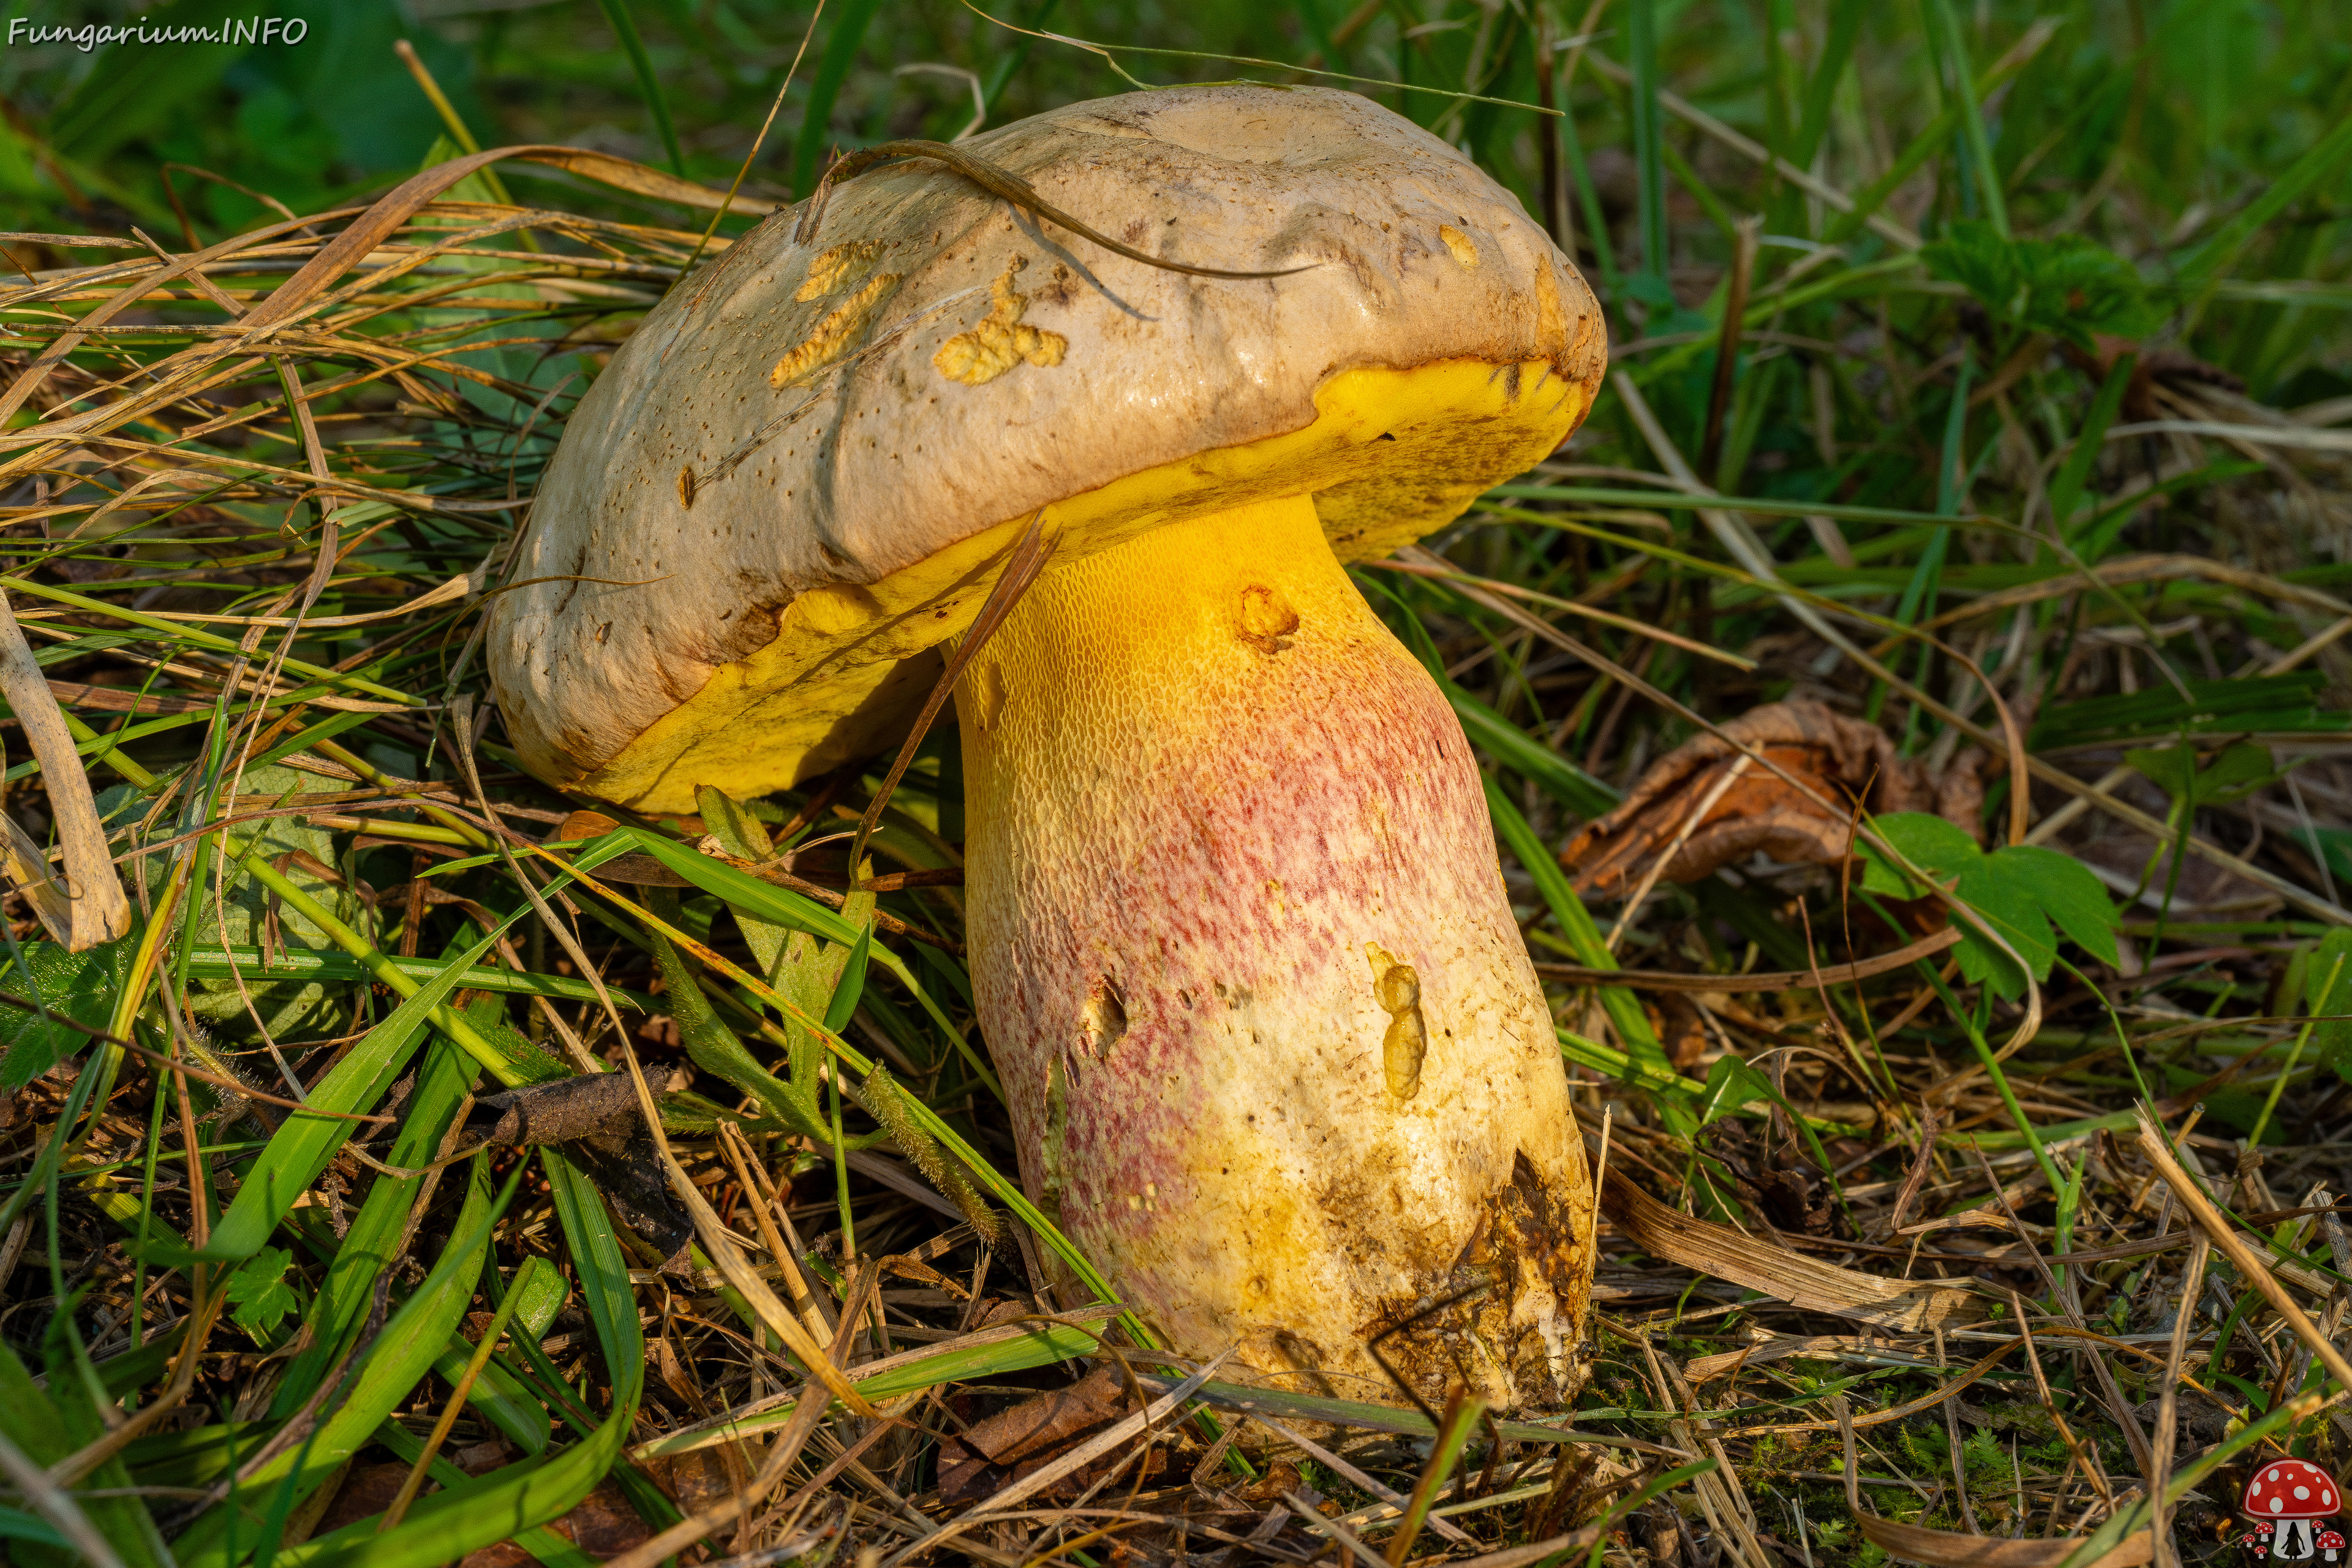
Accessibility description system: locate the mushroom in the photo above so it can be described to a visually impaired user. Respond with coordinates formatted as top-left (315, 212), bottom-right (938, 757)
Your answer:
top-left (2319, 1529), bottom-right (2345, 1562)
top-left (489, 84), bottom-right (1607, 1408)
top-left (2245, 1458), bottom-right (2340, 1559)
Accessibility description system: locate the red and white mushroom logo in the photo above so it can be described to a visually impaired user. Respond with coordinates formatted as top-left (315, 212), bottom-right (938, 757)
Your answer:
top-left (2245, 1460), bottom-right (2342, 1561)
top-left (2318, 1529), bottom-right (2345, 1563)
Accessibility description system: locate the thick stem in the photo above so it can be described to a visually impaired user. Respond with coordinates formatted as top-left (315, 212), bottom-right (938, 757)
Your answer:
top-left (958, 494), bottom-right (1593, 1409)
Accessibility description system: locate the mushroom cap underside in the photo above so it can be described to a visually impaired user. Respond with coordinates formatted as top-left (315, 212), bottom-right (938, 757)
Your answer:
top-left (489, 83), bottom-right (1605, 812)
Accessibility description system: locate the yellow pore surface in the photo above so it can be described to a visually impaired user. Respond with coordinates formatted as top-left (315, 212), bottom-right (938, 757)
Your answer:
top-left (584, 357), bottom-right (1585, 813)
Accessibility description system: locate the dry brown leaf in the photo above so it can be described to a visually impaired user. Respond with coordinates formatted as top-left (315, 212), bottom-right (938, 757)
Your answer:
top-left (1600, 1167), bottom-right (1982, 1333)
top-left (553, 810), bottom-right (620, 841)
top-left (1684, 1333), bottom-right (1921, 1384)
top-left (937, 1362), bottom-right (1137, 1502)
top-left (0, 594), bottom-right (127, 950)
top-left (460, 1450), bottom-right (737, 1568)
top-left (457, 1471), bottom-right (662, 1567)
top-left (305, 1462), bottom-right (410, 1543)
top-left (1855, 1512), bottom-right (2154, 1568)
top-left (2060, 331), bottom-right (2244, 423)
top-left (1561, 701), bottom-right (1982, 898)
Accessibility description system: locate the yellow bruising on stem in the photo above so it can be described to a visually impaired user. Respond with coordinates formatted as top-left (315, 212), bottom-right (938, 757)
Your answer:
top-left (1366, 941), bottom-right (1428, 1100)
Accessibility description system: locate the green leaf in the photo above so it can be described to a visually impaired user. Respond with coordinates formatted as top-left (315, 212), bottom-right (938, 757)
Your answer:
top-left (1921, 219), bottom-right (2021, 315)
top-left (1856, 810), bottom-right (1981, 897)
top-left (695, 785), bottom-right (793, 981)
top-left (1922, 219), bottom-right (2158, 348)
top-left (42, 0), bottom-right (252, 162)
top-left (1951, 859), bottom-right (2051, 999)
top-left (1992, 844), bottom-right (2121, 970)
top-left (1860, 820), bottom-right (2117, 995)
top-left (225, 1248), bottom-right (299, 1343)
top-left (2127, 742), bottom-right (2279, 813)
top-left (0, 938), bottom-right (129, 1090)
top-left (2309, 930), bottom-right (2352, 1015)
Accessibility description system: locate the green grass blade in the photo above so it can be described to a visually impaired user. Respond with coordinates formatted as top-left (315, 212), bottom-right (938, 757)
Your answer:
top-left (545, 1148), bottom-right (645, 1410)
top-left (2179, 108), bottom-right (2352, 287)
top-left (593, 0), bottom-right (686, 176)
top-left (366, 1421), bottom-right (594, 1568)
top-left (1557, 88), bottom-right (1619, 288)
top-left (1791, 0), bottom-right (1866, 173)
top-left (1922, 0), bottom-right (2008, 233)
top-left (426, 1331), bottom-right (553, 1457)
top-left (0, 1509), bottom-right (68, 1550)
top-left (3, 1330), bottom-right (172, 1568)
top-left (175, 946), bottom-right (652, 1008)
top-left (1449, 685), bottom-right (1619, 818)
top-left (277, 1152), bottom-right (644, 1568)
top-left (271, 1034), bottom-right (477, 1417)
top-left (1487, 484), bottom-right (1981, 527)
top-left (176, 1159), bottom-right (521, 1567)
top-left (1388, 1391), bottom-right (1484, 1559)
top-left (609, 825), bottom-right (963, 1049)
top-left (2049, 353), bottom-right (2135, 551)
top-left (198, 919), bottom-right (521, 1263)
top-left (0, 577), bottom-right (415, 705)
top-left (824, 916), bottom-right (873, 1033)
top-left (1626, 0), bottom-right (1669, 281)
top-left (230, 842), bottom-right (562, 1089)
top-left (636, 1307), bottom-right (1121, 1456)
top-left (791, 0), bottom-right (886, 198)
top-left (1483, 780), bottom-right (1674, 1082)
